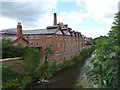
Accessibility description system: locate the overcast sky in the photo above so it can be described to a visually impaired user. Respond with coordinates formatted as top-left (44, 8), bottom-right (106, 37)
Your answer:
top-left (0, 0), bottom-right (119, 38)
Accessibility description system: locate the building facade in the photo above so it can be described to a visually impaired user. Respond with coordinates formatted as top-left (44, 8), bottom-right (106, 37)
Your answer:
top-left (1, 13), bottom-right (93, 65)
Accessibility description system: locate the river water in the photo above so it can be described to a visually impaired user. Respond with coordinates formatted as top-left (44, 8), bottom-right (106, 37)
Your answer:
top-left (25, 55), bottom-right (93, 88)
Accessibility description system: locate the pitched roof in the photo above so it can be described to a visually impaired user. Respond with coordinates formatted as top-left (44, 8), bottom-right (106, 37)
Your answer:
top-left (23, 28), bottom-right (58, 35)
top-left (1, 36), bottom-right (29, 43)
top-left (13, 36), bottom-right (29, 43)
top-left (1, 27), bottom-right (59, 35)
top-left (1, 28), bottom-right (17, 34)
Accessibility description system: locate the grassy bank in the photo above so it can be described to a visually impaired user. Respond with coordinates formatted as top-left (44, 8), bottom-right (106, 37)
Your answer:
top-left (2, 46), bottom-right (94, 89)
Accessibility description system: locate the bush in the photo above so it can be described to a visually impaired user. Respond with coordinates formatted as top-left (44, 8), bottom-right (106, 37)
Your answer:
top-left (23, 47), bottom-right (43, 78)
top-left (3, 79), bottom-right (21, 88)
top-left (83, 12), bottom-right (120, 88)
top-left (2, 65), bottom-right (19, 83)
top-left (2, 38), bottom-right (24, 59)
top-left (2, 65), bottom-right (21, 88)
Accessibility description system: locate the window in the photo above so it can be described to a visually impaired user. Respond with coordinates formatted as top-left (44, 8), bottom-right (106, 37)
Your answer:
top-left (68, 37), bottom-right (70, 40)
top-left (69, 43), bottom-right (71, 46)
top-left (56, 43), bottom-right (58, 47)
top-left (36, 35), bottom-right (39, 39)
top-left (36, 43), bottom-right (39, 46)
top-left (65, 36), bottom-right (67, 40)
top-left (60, 51), bottom-right (63, 54)
top-left (69, 49), bottom-right (71, 53)
top-left (60, 36), bottom-right (62, 40)
top-left (56, 51), bottom-right (59, 55)
top-left (30, 35), bottom-right (33, 39)
top-left (60, 43), bottom-right (63, 46)
top-left (72, 49), bottom-right (74, 52)
top-left (30, 42), bottom-right (33, 46)
top-left (25, 35), bottom-right (28, 39)
top-left (65, 50), bottom-right (67, 53)
top-left (55, 35), bottom-right (58, 39)
top-left (65, 43), bottom-right (67, 46)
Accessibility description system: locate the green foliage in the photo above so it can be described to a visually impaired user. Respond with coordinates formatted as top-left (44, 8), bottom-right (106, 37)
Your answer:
top-left (49, 59), bottom-right (58, 75)
top-left (38, 60), bottom-right (50, 78)
top-left (3, 79), bottom-right (21, 88)
top-left (2, 38), bottom-right (24, 59)
top-left (2, 65), bottom-right (19, 83)
top-left (23, 47), bottom-right (43, 78)
top-left (18, 73), bottom-right (32, 88)
top-left (45, 44), bottom-right (53, 55)
top-left (2, 65), bottom-right (21, 88)
top-left (83, 12), bottom-right (120, 88)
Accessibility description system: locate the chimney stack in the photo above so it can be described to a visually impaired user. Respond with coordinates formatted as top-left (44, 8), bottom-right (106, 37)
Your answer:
top-left (16, 22), bottom-right (22, 37)
top-left (54, 13), bottom-right (57, 25)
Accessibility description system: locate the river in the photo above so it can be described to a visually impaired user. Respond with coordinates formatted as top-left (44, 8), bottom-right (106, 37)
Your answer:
top-left (25, 55), bottom-right (93, 88)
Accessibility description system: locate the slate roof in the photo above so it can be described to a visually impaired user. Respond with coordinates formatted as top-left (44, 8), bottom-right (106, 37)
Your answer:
top-left (23, 28), bottom-right (58, 35)
top-left (1, 36), bottom-right (29, 43)
top-left (1, 36), bottom-right (18, 42)
top-left (1, 28), bottom-right (17, 34)
top-left (1, 28), bottom-right (59, 35)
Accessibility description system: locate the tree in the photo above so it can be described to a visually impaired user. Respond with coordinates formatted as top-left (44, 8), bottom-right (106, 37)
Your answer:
top-left (2, 38), bottom-right (24, 59)
top-left (84, 12), bottom-right (120, 88)
top-left (44, 44), bottom-right (53, 60)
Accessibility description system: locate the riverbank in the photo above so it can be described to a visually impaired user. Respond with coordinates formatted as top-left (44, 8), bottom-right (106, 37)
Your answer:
top-left (2, 47), bottom-right (94, 89)
top-left (76, 54), bottom-right (98, 88)
top-left (24, 47), bottom-right (94, 89)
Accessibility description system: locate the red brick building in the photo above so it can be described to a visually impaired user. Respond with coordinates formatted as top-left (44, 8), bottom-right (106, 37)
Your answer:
top-left (1, 13), bottom-right (92, 64)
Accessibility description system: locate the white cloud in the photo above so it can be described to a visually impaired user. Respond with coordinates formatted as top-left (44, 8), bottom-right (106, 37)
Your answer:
top-left (0, 17), bottom-right (17, 30)
top-left (36, 13), bottom-right (53, 29)
top-left (1, 0), bottom-right (58, 29)
top-left (79, 29), bottom-right (109, 38)
top-left (77, 0), bottom-right (118, 24)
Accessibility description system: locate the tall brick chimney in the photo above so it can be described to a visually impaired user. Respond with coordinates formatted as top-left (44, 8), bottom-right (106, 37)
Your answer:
top-left (16, 22), bottom-right (22, 37)
top-left (54, 13), bottom-right (57, 25)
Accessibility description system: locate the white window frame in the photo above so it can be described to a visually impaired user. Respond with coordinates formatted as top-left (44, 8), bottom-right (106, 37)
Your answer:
top-left (65, 43), bottom-right (67, 46)
top-left (60, 51), bottom-right (63, 54)
top-left (36, 43), bottom-right (39, 46)
top-left (60, 36), bottom-right (62, 40)
top-left (56, 51), bottom-right (59, 55)
top-left (55, 35), bottom-right (58, 39)
top-left (30, 42), bottom-right (33, 46)
top-left (56, 43), bottom-right (58, 47)
top-left (30, 35), bottom-right (33, 39)
top-left (25, 35), bottom-right (28, 39)
top-left (65, 50), bottom-right (67, 53)
top-left (36, 35), bottom-right (39, 39)
top-left (65, 36), bottom-right (67, 40)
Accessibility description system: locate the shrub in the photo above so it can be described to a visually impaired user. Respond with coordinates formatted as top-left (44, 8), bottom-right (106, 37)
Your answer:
top-left (2, 38), bottom-right (24, 59)
top-left (23, 47), bottom-right (43, 78)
